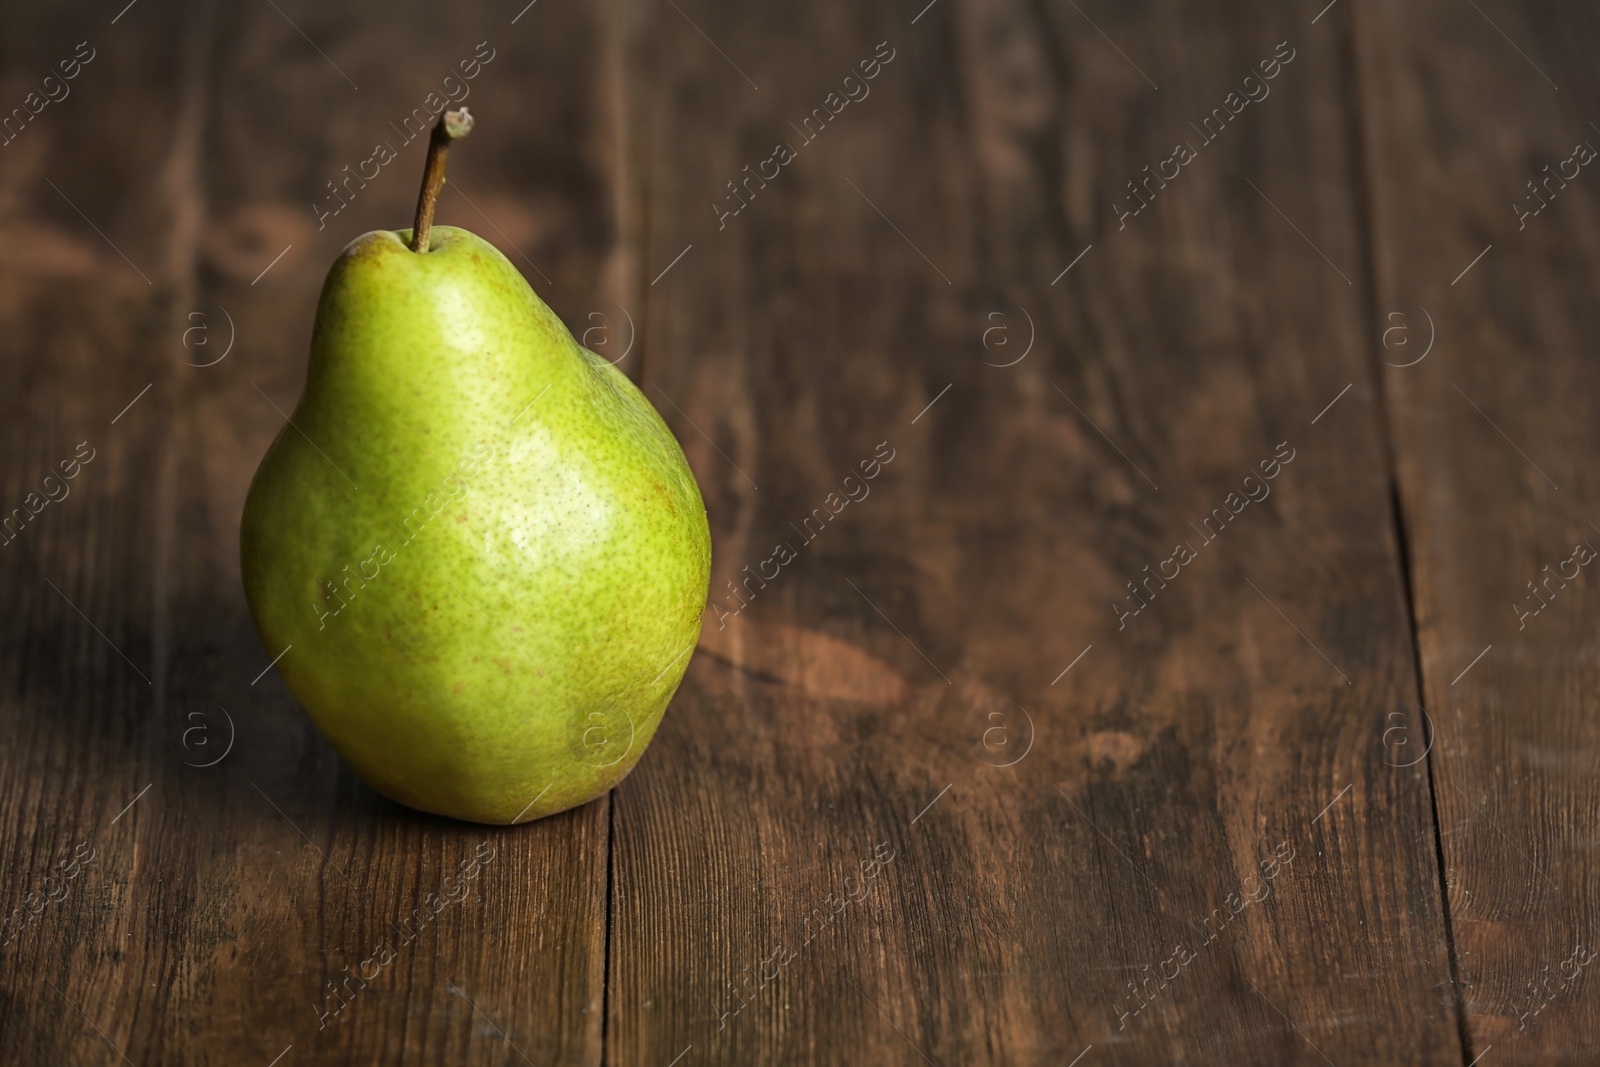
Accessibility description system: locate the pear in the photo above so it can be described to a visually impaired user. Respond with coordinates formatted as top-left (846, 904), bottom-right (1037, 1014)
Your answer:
top-left (241, 109), bottom-right (710, 824)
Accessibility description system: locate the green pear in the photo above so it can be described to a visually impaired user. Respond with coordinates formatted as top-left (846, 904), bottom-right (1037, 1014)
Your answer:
top-left (240, 109), bottom-right (710, 824)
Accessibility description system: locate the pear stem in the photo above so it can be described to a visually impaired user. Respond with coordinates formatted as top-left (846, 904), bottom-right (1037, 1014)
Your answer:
top-left (410, 107), bottom-right (474, 253)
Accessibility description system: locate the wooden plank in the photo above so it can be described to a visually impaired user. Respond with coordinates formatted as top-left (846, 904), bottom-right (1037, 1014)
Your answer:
top-left (0, 0), bottom-right (616, 1062)
top-left (1353, 0), bottom-right (1600, 1060)
top-left (607, 0), bottom-right (1458, 1063)
top-left (0, 2), bottom-right (192, 1062)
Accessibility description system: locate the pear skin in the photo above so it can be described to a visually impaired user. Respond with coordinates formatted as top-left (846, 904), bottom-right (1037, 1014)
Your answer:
top-left (241, 225), bottom-right (711, 824)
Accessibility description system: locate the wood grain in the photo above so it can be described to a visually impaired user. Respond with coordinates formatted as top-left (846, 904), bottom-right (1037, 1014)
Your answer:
top-left (0, 0), bottom-right (616, 1062)
top-left (8, 0), bottom-right (1599, 1062)
top-left (607, 0), bottom-right (1458, 1062)
top-left (0, 2), bottom-right (192, 1062)
top-left (1354, 0), bottom-right (1600, 1061)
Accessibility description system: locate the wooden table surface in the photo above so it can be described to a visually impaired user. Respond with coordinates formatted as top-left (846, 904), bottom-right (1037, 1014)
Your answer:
top-left (4, 0), bottom-right (1598, 1063)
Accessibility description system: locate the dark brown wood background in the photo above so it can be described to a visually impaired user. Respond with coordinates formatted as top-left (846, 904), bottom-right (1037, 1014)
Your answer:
top-left (2, 0), bottom-right (1597, 1063)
